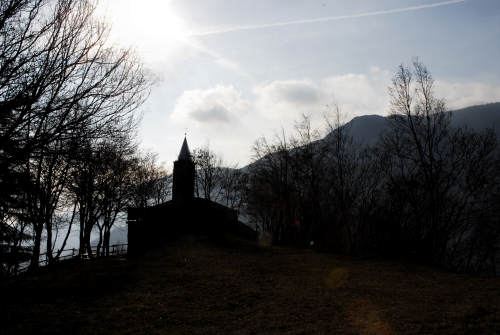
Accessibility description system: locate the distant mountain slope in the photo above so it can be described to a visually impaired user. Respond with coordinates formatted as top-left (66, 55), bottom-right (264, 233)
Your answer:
top-left (332, 102), bottom-right (500, 146)
top-left (325, 114), bottom-right (388, 147)
top-left (451, 102), bottom-right (500, 132)
top-left (246, 102), bottom-right (499, 175)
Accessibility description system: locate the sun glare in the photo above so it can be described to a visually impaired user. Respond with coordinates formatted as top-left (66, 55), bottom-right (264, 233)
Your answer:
top-left (102, 0), bottom-right (189, 62)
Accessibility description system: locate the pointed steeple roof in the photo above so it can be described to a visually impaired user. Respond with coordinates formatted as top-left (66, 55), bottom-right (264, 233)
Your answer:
top-left (178, 137), bottom-right (192, 161)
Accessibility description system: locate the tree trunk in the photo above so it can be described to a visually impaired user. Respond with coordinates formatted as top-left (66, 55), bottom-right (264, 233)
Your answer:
top-left (55, 202), bottom-right (77, 259)
top-left (45, 218), bottom-right (53, 264)
top-left (29, 222), bottom-right (44, 270)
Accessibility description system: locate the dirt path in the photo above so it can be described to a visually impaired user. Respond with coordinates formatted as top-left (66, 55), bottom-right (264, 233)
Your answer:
top-left (2, 235), bottom-right (499, 334)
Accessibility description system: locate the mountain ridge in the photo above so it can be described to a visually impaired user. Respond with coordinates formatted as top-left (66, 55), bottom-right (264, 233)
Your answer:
top-left (326, 102), bottom-right (500, 148)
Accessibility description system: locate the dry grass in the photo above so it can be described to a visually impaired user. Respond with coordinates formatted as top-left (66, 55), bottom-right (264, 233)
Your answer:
top-left (1, 235), bottom-right (499, 334)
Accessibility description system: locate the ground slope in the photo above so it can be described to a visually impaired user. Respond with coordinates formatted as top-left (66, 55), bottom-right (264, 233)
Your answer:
top-left (2, 236), bottom-right (499, 334)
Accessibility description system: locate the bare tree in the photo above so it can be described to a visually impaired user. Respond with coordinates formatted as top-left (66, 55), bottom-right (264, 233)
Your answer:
top-left (149, 164), bottom-right (171, 206)
top-left (286, 114), bottom-right (326, 245)
top-left (0, 0), bottom-right (151, 269)
top-left (318, 105), bottom-right (383, 253)
top-left (192, 145), bottom-right (224, 202)
top-left (219, 165), bottom-right (246, 211)
top-left (246, 109), bottom-right (381, 251)
top-left (381, 59), bottom-right (498, 269)
top-left (25, 135), bottom-right (75, 265)
top-left (93, 135), bottom-right (137, 256)
top-left (128, 152), bottom-right (170, 208)
top-left (247, 130), bottom-right (296, 243)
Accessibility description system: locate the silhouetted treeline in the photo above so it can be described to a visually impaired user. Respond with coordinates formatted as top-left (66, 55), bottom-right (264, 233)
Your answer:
top-left (245, 60), bottom-right (500, 273)
top-left (0, 0), bottom-right (169, 276)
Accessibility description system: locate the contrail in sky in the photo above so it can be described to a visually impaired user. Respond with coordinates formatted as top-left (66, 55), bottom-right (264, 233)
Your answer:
top-left (190, 0), bottom-right (465, 36)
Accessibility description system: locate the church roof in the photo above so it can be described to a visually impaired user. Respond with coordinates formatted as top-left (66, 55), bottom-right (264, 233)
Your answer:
top-left (178, 137), bottom-right (192, 161)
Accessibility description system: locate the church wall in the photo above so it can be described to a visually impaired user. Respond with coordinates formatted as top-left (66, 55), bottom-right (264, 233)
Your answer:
top-left (127, 198), bottom-right (239, 256)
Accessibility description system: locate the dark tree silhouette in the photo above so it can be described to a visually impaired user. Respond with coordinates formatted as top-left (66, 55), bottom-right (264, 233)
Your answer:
top-left (379, 59), bottom-right (498, 269)
top-left (193, 145), bottom-right (224, 202)
top-left (244, 60), bottom-right (499, 272)
top-left (0, 0), bottom-right (151, 271)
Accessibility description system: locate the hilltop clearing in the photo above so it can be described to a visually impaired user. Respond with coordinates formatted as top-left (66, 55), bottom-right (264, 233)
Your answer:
top-left (2, 235), bottom-right (499, 334)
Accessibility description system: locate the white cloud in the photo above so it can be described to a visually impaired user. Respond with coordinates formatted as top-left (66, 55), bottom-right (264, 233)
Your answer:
top-left (171, 84), bottom-right (250, 124)
top-left (253, 80), bottom-right (323, 122)
top-left (169, 85), bottom-right (255, 166)
top-left (435, 81), bottom-right (500, 110)
top-left (164, 70), bottom-right (500, 166)
top-left (252, 72), bottom-right (391, 128)
top-left (322, 71), bottom-right (391, 119)
top-left (256, 80), bottom-right (321, 105)
top-left (172, 72), bottom-right (500, 131)
top-left (318, 72), bottom-right (500, 118)
top-left (251, 70), bottom-right (500, 132)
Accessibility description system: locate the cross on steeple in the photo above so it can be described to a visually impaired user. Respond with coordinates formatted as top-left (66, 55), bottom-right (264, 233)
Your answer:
top-left (178, 136), bottom-right (192, 162)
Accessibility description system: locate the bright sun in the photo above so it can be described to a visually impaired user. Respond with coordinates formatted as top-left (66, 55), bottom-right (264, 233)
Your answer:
top-left (101, 0), bottom-right (189, 62)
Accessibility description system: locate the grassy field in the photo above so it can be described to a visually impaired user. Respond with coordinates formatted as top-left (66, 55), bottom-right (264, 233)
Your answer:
top-left (2, 235), bottom-right (499, 334)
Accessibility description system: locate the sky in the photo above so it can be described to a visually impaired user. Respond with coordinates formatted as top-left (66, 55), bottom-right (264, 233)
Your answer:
top-left (98, 0), bottom-right (500, 168)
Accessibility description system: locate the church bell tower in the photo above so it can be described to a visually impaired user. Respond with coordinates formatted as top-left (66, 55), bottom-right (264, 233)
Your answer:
top-left (172, 137), bottom-right (195, 202)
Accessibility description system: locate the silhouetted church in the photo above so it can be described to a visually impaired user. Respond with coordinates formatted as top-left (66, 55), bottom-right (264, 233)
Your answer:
top-left (127, 137), bottom-right (238, 256)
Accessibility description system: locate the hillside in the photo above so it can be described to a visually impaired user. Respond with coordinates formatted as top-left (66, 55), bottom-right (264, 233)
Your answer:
top-left (326, 102), bottom-right (500, 147)
top-left (246, 102), bottom-right (500, 174)
top-left (2, 235), bottom-right (499, 334)
top-left (451, 102), bottom-right (500, 132)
